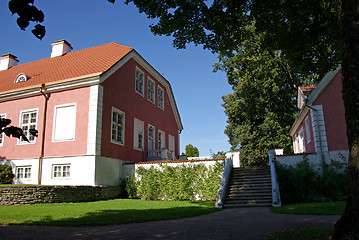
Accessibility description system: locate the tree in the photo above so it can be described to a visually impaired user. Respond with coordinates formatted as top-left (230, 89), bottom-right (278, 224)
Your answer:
top-left (214, 25), bottom-right (305, 166)
top-left (0, 164), bottom-right (14, 184)
top-left (210, 150), bottom-right (226, 160)
top-left (0, 116), bottom-right (37, 143)
top-left (185, 144), bottom-right (199, 157)
top-left (7, 0), bottom-right (359, 237)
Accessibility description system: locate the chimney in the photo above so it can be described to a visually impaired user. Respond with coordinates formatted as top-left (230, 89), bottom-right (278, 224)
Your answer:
top-left (0, 54), bottom-right (19, 71)
top-left (51, 40), bottom-right (73, 58)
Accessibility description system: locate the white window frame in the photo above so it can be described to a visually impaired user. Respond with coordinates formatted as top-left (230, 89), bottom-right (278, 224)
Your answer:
top-left (298, 128), bottom-right (305, 153)
top-left (53, 103), bottom-right (77, 142)
top-left (158, 130), bottom-right (166, 149)
top-left (157, 86), bottom-right (164, 110)
top-left (148, 124), bottom-right (155, 151)
top-left (0, 113), bottom-right (6, 147)
top-left (147, 77), bottom-right (155, 104)
top-left (18, 108), bottom-right (38, 144)
top-left (16, 166), bottom-right (32, 180)
top-left (135, 67), bottom-right (144, 96)
top-left (305, 116), bottom-right (311, 143)
top-left (52, 164), bottom-right (71, 179)
top-left (134, 118), bottom-right (144, 151)
top-left (169, 134), bottom-right (175, 152)
top-left (111, 107), bottom-right (125, 145)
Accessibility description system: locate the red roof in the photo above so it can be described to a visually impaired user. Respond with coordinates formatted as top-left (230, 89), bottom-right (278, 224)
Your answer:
top-left (0, 42), bottom-right (133, 94)
top-left (299, 84), bottom-right (317, 96)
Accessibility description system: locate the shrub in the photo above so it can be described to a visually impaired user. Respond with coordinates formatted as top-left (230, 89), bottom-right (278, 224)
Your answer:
top-left (276, 156), bottom-right (348, 203)
top-left (126, 162), bottom-right (224, 201)
top-left (0, 164), bottom-right (15, 184)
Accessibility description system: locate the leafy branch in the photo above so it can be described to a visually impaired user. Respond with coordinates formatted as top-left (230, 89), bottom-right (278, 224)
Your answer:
top-left (0, 116), bottom-right (38, 143)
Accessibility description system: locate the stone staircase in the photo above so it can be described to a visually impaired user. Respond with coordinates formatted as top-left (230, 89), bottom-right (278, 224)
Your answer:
top-left (223, 166), bottom-right (273, 208)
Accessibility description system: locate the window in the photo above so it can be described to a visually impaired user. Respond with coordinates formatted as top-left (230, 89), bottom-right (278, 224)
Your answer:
top-left (53, 164), bottom-right (70, 179)
top-left (158, 130), bottom-right (165, 149)
top-left (298, 128), bottom-right (305, 153)
top-left (16, 166), bottom-right (31, 180)
top-left (53, 104), bottom-right (76, 142)
top-left (157, 86), bottom-right (164, 109)
top-left (169, 134), bottom-right (175, 152)
top-left (134, 118), bottom-right (144, 151)
top-left (148, 125), bottom-right (155, 151)
top-left (0, 114), bottom-right (5, 146)
top-left (135, 68), bottom-right (144, 95)
top-left (19, 109), bottom-right (38, 144)
top-left (147, 78), bottom-right (155, 103)
top-left (111, 108), bottom-right (125, 145)
top-left (305, 116), bottom-right (311, 143)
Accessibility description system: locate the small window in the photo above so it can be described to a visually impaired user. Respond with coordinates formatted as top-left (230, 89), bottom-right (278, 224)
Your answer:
top-left (135, 68), bottom-right (144, 95)
top-left (53, 104), bottom-right (76, 142)
top-left (298, 128), bottom-right (305, 153)
top-left (19, 109), bottom-right (38, 144)
top-left (16, 166), bottom-right (31, 180)
top-left (157, 86), bottom-right (164, 109)
top-left (134, 118), bottom-right (144, 151)
top-left (52, 164), bottom-right (70, 179)
top-left (169, 134), bottom-right (175, 152)
top-left (0, 114), bottom-right (6, 147)
top-left (147, 78), bottom-right (155, 103)
top-left (111, 108), bottom-right (125, 145)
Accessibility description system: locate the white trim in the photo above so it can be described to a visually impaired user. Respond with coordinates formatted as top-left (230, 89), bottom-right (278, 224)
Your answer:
top-left (52, 103), bottom-right (77, 142)
top-left (111, 107), bottom-right (125, 146)
top-left (87, 85), bottom-right (103, 155)
top-left (305, 116), bottom-right (311, 143)
top-left (18, 108), bottom-right (39, 145)
top-left (158, 129), bottom-right (166, 149)
top-left (310, 105), bottom-right (329, 154)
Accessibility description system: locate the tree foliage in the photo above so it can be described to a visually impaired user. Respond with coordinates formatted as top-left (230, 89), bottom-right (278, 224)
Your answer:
top-left (0, 164), bottom-right (15, 184)
top-left (184, 144), bottom-right (199, 157)
top-left (0, 116), bottom-right (37, 143)
top-left (215, 26), bottom-right (305, 166)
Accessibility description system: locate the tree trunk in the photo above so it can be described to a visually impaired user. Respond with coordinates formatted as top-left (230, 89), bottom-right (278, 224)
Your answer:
top-left (332, 0), bottom-right (359, 239)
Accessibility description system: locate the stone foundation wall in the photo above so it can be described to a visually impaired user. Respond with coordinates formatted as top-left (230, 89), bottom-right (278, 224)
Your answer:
top-left (0, 186), bottom-right (123, 205)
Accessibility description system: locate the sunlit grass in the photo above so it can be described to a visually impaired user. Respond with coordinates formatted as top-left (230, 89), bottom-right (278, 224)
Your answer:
top-left (0, 199), bottom-right (220, 226)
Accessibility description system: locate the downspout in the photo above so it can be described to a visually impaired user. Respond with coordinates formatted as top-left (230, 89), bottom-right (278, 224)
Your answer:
top-left (38, 84), bottom-right (49, 185)
top-left (304, 102), bottom-right (325, 170)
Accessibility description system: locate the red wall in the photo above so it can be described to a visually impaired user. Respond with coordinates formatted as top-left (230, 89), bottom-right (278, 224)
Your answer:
top-left (0, 87), bottom-right (90, 160)
top-left (313, 70), bottom-right (348, 151)
top-left (101, 59), bottom-right (180, 162)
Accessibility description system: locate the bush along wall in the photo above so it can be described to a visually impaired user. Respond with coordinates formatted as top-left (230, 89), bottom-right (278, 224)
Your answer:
top-left (0, 164), bottom-right (14, 184)
top-left (276, 156), bottom-right (348, 204)
top-left (126, 162), bottom-right (224, 201)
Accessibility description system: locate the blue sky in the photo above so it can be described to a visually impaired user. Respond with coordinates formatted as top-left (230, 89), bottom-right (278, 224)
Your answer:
top-left (0, 0), bottom-right (232, 156)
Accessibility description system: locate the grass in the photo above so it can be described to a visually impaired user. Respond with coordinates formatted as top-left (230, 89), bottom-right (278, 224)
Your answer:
top-left (271, 201), bottom-right (346, 215)
top-left (266, 202), bottom-right (345, 240)
top-left (264, 227), bottom-right (334, 240)
top-left (0, 199), bottom-right (220, 226)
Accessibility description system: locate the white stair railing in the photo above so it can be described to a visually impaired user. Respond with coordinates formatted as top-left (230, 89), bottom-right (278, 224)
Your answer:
top-left (268, 150), bottom-right (281, 207)
top-left (215, 156), bottom-right (233, 208)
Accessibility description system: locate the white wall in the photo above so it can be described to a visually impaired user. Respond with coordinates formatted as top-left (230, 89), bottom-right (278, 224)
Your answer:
top-left (41, 156), bottom-right (96, 185)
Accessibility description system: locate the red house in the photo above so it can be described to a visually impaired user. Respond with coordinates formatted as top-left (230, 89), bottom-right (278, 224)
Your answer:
top-left (0, 40), bottom-right (183, 186)
top-left (290, 66), bottom-right (348, 163)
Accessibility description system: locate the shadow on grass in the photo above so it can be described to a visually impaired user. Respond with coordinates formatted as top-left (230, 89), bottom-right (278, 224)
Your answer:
top-left (22, 204), bottom-right (221, 226)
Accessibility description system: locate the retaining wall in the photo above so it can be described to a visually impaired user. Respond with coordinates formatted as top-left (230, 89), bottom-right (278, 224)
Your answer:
top-left (0, 185), bottom-right (123, 205)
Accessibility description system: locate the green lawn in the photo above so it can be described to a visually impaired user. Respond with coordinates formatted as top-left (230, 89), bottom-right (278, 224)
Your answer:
top-left (266, 202), bottom-right (345, 240)
top-left (0, 199), bottom-right (220, 226)
top-left (271, 201), bottom-right (346, 215)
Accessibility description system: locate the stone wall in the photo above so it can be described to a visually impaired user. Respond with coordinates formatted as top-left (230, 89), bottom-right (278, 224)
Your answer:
top-left (0, 185), bottom-right (123, 205)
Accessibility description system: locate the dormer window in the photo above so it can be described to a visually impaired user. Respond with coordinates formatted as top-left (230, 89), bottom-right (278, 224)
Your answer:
top-left (15, 73), bottom-right (28, 83)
